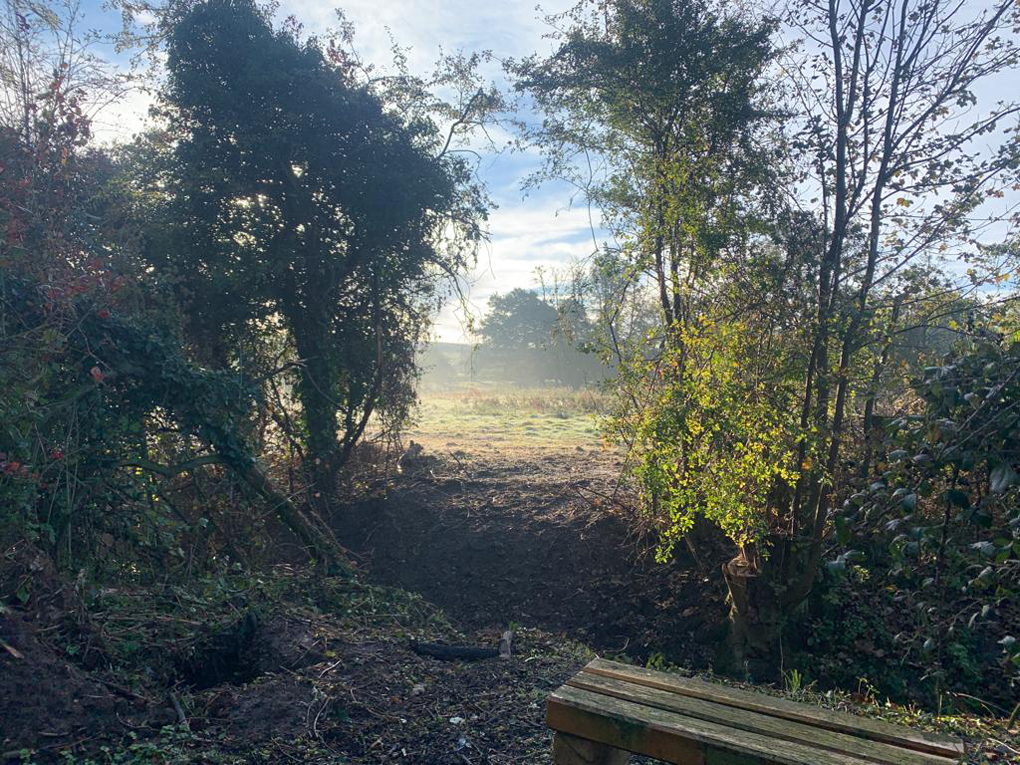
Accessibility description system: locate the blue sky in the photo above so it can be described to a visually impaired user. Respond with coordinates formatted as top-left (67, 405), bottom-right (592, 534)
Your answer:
top-left (80, 0), bottom-right (602, 343)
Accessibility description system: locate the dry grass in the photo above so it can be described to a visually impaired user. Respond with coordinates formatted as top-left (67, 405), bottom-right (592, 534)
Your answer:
top-left (404, 385), bottom-right (605, 453)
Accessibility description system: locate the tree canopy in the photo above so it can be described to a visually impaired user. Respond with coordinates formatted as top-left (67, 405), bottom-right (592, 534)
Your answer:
top-left (478, 289), bottom-right (559, 350)
top-left (141, 0), bottom-right (486, 496)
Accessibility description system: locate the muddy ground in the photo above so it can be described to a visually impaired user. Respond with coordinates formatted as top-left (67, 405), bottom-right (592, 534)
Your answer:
top-left (0, 565), bottom-right (593, 764)
top-left (339, 444), bottom-right (730, 666)
top-left (3, 442), bottom-right (730, 764)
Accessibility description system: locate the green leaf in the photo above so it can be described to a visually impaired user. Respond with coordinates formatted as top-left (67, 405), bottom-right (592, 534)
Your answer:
top-left (946, 489), bottom-right (970, 509)
top-left (990, 464), bottom-right (1016, 493)
top-left (970, 541), bottom-right (994, 557)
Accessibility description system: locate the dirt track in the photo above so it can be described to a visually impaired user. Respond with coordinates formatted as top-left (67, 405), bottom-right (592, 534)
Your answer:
top-left (339, 445), bottom-right (729, 666)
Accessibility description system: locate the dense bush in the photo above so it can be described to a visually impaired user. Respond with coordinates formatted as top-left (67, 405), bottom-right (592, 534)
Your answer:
top-left (848, 326), bottom-right (1019, 701)
top-left (0, 0), bottom-right (486, 576)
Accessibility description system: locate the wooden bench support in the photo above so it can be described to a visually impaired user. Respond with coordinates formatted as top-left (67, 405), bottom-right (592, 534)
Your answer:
top-left (554, 732), bottom-right (630, 765)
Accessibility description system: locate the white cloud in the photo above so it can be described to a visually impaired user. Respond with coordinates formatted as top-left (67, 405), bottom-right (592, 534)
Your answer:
top-left (431, 187), bottom-right (603, 342)
top-left (280, 0), bottom-right (561, 73)
top-left (90, 86), bottom-right (156, 145)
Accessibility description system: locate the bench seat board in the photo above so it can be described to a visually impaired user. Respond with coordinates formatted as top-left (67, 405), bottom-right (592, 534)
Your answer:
top-left (548, 684), bottom-right (880, 765)
top-left (565, 670), bottom-right (957, 765)
top-left (581, 659), bottom-right (964, 759)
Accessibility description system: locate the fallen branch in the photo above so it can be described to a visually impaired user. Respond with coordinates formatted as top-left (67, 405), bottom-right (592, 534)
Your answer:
top-left (409, 640), bottom-right (499, 661)
top-left (169, 691), bottom-right (190, 730)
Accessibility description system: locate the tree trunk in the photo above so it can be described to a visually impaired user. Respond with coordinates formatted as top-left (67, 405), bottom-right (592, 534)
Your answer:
top-left (719, 550), bottom-right (785, 680)
top-left (289, 309), bottom-right (341, 505)
top-left (232, 458), bottom-right (351, 576)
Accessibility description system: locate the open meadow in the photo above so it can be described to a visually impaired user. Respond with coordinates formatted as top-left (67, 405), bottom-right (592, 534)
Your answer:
top-left (404, 385), bottom-right (605, 453)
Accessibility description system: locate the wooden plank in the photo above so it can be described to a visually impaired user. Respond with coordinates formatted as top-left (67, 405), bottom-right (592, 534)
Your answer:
top-left (553, 732), bottom-right (631, 764)
top-left (549, 690), bottom-right (707, 765)
top-left (583, 659), bottom-right (964, 759)
top-left (567, 669), bottom-right (957, 765)
top-left (548, 684), bottom-right (879, 765)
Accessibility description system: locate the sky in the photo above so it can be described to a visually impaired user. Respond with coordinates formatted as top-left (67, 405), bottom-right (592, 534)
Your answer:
top-left (68, 0), bottom-right (1020, 342)
top-left (80, 0), bottom-right (602, 344)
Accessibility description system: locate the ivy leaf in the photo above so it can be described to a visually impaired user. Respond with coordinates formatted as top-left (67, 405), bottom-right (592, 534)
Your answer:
top-left (970, 505), bottom-right (994, 528)
top-left (970, 541), bottom-right (995, 557)
top-left (990, 464), bottom-right (1016, 493)
top-left (946, 489), bottom-right (970, 509)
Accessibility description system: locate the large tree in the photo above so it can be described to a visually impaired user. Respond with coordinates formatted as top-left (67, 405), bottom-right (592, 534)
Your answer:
top-left (517, 0), bottom-right (1020, 675)
top-left (479, 288), bottom-right (559, 350)
top-left (752, 0), bottom-right (1020, 670)
top-left (149, 0), bottom-right (486, 502)
top-left (513, 0), bottom-right (786, 662)
top-left (513, 0), bottom-right (778, 351)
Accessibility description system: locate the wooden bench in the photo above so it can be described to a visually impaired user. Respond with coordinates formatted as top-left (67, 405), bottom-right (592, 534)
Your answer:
top-left (547, 658), bottom-right (966, 765)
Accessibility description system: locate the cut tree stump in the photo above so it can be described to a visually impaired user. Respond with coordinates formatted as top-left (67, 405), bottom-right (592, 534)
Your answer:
top-left (547, 658), bottom-right (966, 765)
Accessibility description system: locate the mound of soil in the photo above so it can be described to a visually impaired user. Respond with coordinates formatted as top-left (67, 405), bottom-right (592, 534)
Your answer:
top-left (1, 611), bottom-right (120, 755)
top-left (0, 548), bottom-right (155, 757)
top-left (338, 447), bottom-right (730, 666)
top-left (194, 627), bottom-right (585, 764)
top-left (175, 610), bottom-right (338, 690)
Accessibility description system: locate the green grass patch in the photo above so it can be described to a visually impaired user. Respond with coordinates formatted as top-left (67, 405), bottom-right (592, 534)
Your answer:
top-left (406, 385), bottom-right (604, 449)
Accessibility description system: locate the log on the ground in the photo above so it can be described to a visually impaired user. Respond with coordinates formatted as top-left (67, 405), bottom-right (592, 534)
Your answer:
top-left (409, 641), bottom-right (500, 661)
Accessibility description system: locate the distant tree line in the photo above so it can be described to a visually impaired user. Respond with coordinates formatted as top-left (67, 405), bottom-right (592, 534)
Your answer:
top-left (420, 287), bottom-right (610, 388)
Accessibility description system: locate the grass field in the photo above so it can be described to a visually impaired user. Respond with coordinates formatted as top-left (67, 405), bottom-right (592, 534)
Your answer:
top-left (404, 385), bottom-right (605, 451)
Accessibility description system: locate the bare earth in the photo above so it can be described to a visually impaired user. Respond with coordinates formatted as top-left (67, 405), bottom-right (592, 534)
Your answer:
top-left (339, 440), bottom-right (729, 664)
